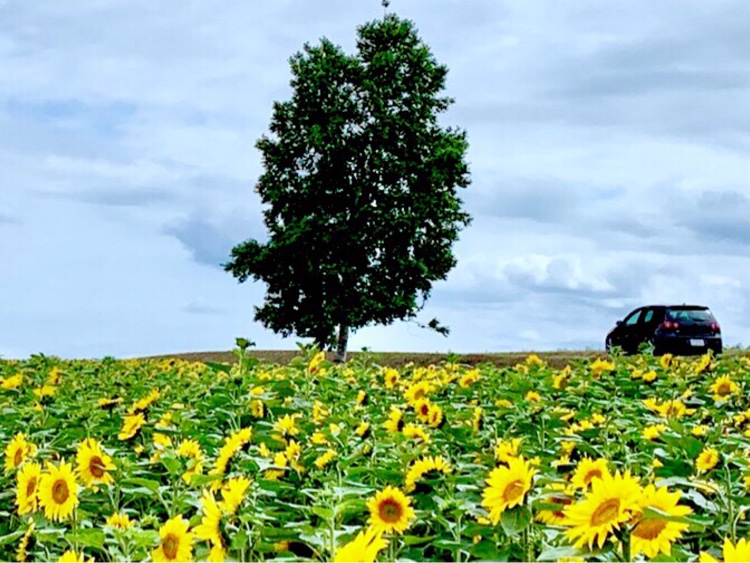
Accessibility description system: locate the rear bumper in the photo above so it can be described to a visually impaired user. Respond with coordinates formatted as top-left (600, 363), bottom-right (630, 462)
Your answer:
top-left (654, 334), bottom-right (722, 355)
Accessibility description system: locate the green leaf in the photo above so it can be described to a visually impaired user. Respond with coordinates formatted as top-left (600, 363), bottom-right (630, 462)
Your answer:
top-left (132, 530), bottom-right (160, 549)
top-left (68, 528), bottom-right (105, 549)
top-left (537, 545), bottom-right (587, 562)
top-left (206, 362), bottom-right (231, 374)
top-left (500, 505), bottom-right (532, 537)
top-left (0, 530), bottom-right (25, 547)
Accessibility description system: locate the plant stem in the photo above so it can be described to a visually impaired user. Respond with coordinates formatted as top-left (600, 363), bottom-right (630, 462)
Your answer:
top-left (725, 464), bottom-right (736, 542)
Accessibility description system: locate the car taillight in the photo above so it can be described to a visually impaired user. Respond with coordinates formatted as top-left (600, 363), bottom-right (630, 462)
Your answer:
top-left (711, 322), bottom-right (721, 333)
top-left (660, 321), bottom-right (680, 330)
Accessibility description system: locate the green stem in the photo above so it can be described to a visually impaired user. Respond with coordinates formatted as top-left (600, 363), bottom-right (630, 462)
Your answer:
top-left (622, 528), bottom-right (631, 563)
top-left (725, 465), bottom-right (736, 543)
top-left (453, 514), bottom-right (463, 563)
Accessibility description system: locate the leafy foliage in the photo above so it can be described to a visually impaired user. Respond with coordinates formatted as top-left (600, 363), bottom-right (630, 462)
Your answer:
top-left (225, 15), bottom-right (471, 352)
top-left (2, 349), bottom-right (750, 561)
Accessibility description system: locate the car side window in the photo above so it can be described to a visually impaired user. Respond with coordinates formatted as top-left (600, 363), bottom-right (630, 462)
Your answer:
top-left (624, 310), bottom-right (641, 325)
top-left (643, 309), bottom-right (654, 323)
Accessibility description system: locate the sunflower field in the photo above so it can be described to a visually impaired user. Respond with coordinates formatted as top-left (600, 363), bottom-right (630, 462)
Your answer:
top-left (2, 347), bottom-right (750, 562)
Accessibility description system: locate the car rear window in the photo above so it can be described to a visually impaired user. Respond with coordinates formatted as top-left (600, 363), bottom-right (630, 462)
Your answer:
top-left (666, 308), bottom-right (716, 323)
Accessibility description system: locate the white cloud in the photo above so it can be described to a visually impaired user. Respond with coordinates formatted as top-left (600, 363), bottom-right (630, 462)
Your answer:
top-left (2, 0), bottom-right (750, 357)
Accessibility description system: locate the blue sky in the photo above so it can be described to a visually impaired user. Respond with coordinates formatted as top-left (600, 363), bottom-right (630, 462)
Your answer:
top-left (2, 0), bottom-right (750, 358)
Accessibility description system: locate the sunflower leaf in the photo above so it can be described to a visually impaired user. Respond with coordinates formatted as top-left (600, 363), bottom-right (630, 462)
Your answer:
top-left (500, 505), bottom-right (532, 537)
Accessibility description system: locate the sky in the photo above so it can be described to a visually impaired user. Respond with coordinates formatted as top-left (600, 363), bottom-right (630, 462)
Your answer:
top-left (2, 0), bottom-right (750, 359)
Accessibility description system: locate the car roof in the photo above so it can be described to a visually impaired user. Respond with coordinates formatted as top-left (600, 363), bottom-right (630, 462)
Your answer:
top-left (638, 305), bottom-right (709, 309)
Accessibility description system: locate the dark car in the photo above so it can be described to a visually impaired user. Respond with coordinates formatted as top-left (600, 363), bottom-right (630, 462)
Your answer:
top-left (606, 305), bottom-right (722, 356)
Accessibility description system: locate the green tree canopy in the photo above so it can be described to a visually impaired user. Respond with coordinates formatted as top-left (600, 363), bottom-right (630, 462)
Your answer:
top-left (226, 14), bottom-right (471, 361)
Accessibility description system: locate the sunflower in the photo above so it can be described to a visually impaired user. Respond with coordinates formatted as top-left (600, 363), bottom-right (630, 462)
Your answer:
top-left (177, 439), bottom-right (205, 484)
top-left (221, 476), bottom-right (251, 514)
top-left (590, 358), bottom-right (615, 378)
top-left (194, 490), bottom-right (223, 547)
top-left (130, 388), bottom-right (161, 413)
top-left (692, 425), bottom-right (709, 437)
top-left (459, 369), bottom-right (480, 388)
top-left (314, 449), bottom-right (337, 470)
top-left (404, 381), bottom-right (435, 405)
top-left (307, 350), bottom-right (325, 373)
top-left (58, 550), bottom-right (87, 562)
top-left (482, 457), bottom-right (536, 523)
top-left (152, 515), bottom-right (194, 563)
top-left (38, 461), bottom-right (79, 521)
top-left (630, 485), bottom-right (692, 559)
top-left (563, 470), bottom-right (642, 549)
top-left (471, 407), bottom-right (483, 431)
top-left (208, 543), bottom-right (227, 563)
top-left (106, 513), bottom-right (134, 529)
top-left (494, 438), bottom-right (523, 464)
top-left (118, 413), bottom-right (146, 440)
top-left (250, 400), bottom-right (265, 418)
top-left (696, 447), bottom-right (720, 473)
top-left (553, 366), bottom-right (572, 389)
top-left (657, 353), bottom-right (673, 369)
top-left (273, 414), bottom-right (301, 439)
top-left (97, 397), bottom-right (123, 410)
top-left (700, 538), bottom-right (750, 562)
top-left (356, 390), bottom-right (368, 406)
top-left (264, 452), bottom-right (288, 481)
top-left (284, 439), bottom-right (304, 471)
top-left (5, 433), bottom-right (37, 474)
top-left (1, 373), bottom-right (23, 389)
top-left (402, 424), bottom-right (430, 443)
top-left (16, 522), bottom-right (34, 562)
top-left (413, 398), bottom-right (433, 423)
top-left (709, 375), bottom-right (739, 402)
top-left (16, 461), bottom-right (41, 515)
top-left (404, 455), bottom-right (451, 492)
top-left (426, 403), bottom-right (444, 428)
top-left (525, 391), bottom-right (542, 402)
top-left (210, 428), bottom-right (252, 487)
top-left (570, 457), bottom-right (611, 490)
top-left (75, 438), bottom-right (115, 489)
top-left (535, 488), bottom-right (573, 526)
top-left (693, 353), bottom-right (712, 375)
top-left (383, 407), bottom-right (404, 433)
top-left (383, 367), bottom-right (400, 388)
top-left (657, 399), bottom-right (692, 419)
top-left (312, 401), bottom-right (329, 425)
top-left (367, 486), bottom-right (415, 535)
top-left (643, 424), bottom-right (667, 441)
top-left (311, 431), bottom-right (329, 445)
top-left (33, 385), bottom-right (56, 398)
top-left (333, 527), bottom-right (388, 563)
top-left (355, 422), bottom-right (371, 439)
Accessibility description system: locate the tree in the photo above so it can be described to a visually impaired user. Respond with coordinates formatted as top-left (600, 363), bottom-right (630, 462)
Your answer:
top-left (225, 14), bottom-right (471, 362)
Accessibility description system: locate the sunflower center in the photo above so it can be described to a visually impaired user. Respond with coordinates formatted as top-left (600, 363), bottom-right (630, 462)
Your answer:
top-left (13, 448), bottom-right (23, 467)
top-left (420, 404), bottom-right (429, 416)
top-left (590, 498), bottom-right (620, 526)
top-left (26, 477), bottom-right (37, 497)
top-left (717, 382), bottom-right (730, 396)
top-left (632, 518), bottom-right (668, 541)
top-left (163, 533), bottom-right (180, 560)
top-left (584, 469), bottom-right (602, 485)
top-left (502, 480), bottom-right (526, 504)
top-left (89, 456), bottom-right (107, 478)
top-left (52, 479), bottom-right (69, 504)
top-left (378, 499), bottom-right (404, 523)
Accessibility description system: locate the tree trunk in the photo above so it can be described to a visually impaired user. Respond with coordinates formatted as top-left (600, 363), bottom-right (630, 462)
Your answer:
top-left (334, 324), bottom-right (349, 363)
